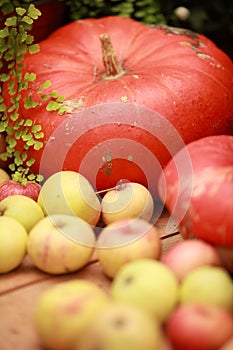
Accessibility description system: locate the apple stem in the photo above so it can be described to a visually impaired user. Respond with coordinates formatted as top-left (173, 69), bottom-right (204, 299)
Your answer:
top-left (95, 180), bottom-right (124, 194)
top-left (100, 33), bottom-right (125, 80)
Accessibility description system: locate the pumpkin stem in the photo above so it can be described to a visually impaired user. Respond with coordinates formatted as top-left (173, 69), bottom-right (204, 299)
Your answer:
top-left (100, 33), bottom-right (125, 79)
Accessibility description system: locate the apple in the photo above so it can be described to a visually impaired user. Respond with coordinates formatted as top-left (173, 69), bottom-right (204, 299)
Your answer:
top-left (0, 216), bottom-right (27, 273)
top-left (179, 266), bottom-right (233, 312)
top-left (96, 218), bottom-right (161, 278)
top-left (161, 239), bottom-right (222, 281)
top-left (158, 134), bottom-right (233, 248)
top-left (111, 259), bottom-right (179, 323)
top-left (0, 168), bottom-right (10, 184)
top-left (166, 303), bottom-right (233, 350)
top-left (0, 194), bottom-right (44, 232)
top-left (0, 179), bottom-right (41, 201)
top-left (76, 302), bottom-right (163, 350)
top-left (27, 214), bottom-right (96, 274)
top-left (101, 182), bottom-right (154, 225)
top-left (38, 170), bottom-right (101, 226)
top-left (34, 279), bottom-right (110, 350)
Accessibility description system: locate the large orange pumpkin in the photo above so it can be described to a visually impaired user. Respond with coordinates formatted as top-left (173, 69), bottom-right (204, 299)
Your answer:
top-left (3, 16), bottom-right (233, 195)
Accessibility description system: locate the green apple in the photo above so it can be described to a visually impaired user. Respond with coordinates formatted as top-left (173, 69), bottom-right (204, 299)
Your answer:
top-left (96, 218), bottom-right (161, 278)
top-left (111, 259), bottom-right (179, 323)
top-left (179, 266), bottom-right (233, 312)
top-left (38, 171), bottom-right (101, 226)
top-left (0, 216), bottom-right (27, 273)
top-left (76, 302), bottom-right (163, 350)
top-left (0, 194), bottom-right (44, 232)
top-left (0, 168), bottom-right (10, 184)
top-left (34, 279), bottom-right (110, 350)
top-left (27, 214), bottom-right (96, 274)
top-left (101, 182), bottom-right (154, 225)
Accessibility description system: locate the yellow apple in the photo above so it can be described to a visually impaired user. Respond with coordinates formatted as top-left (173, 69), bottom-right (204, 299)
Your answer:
top-left (0, 216), bottom-right (27, 273)
top-left (96, 218), bottom-right (161, 278)
top-left (111, 259), bottom-right (179, 323)
top-left (27, 214), bottom-right (96, 274)
top-left (76, 302), bottom-right (163, 350)
top-left (179, 266), bottom-right (233, 312)
top-left (101, 182), bottom-right (154, 225)
top-left (38, 171), bottom-right (101, 226)
top-left (0, 168), bottom-right (10, 184)
top-left (34, 279), bottom-right (110, 350)
top-left (0, 194), bottom-right (44, 232)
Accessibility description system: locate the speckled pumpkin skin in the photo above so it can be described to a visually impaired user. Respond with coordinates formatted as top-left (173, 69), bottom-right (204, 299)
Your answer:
top-left (3, 17), bottom-right (233, 194)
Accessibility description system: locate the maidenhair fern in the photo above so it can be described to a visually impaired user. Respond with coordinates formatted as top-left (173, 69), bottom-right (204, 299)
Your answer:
top-left (0, 1), bottom-right (67, 183)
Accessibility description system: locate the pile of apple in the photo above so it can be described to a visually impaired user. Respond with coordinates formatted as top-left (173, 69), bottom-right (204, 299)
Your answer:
top-left (32, 242), bottom-right (233, 350)
top-left (0, 165), bottom-right (232, 350)
top-left (33, 247), bottom-right (233, 350)
top-left (0, 168), bottom-right (159, 275)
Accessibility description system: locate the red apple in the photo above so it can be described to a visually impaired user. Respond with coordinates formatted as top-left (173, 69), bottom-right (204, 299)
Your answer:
top-left (0, 180), bottom-right (41, 202)
top-left (158, 135), bottom-right (233, 247)
top-left (161, 239), bottom-right (222, 281)
top-left (166, 303), bottom-right (233, 350)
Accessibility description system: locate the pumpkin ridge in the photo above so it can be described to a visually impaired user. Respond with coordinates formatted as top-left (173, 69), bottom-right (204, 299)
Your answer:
top-left (174, 65), bottom-right (233, 92)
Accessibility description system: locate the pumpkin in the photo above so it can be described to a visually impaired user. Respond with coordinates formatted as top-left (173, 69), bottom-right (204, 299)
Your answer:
top-left (158, 134), bottom-right (233, 247)
top-left (3, 16), bottom-right (233, 195)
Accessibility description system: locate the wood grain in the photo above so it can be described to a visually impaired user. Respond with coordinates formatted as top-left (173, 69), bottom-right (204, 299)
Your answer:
top-left (0, 212), bottom-right (183, 350)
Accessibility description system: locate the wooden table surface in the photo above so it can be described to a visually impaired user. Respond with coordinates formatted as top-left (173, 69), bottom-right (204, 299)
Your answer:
top-left (0, 212), bottom-right (183, 350)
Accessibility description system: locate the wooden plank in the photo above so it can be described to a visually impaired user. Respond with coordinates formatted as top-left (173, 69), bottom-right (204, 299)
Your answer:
top-left (0, 262), bottom-right (111, 350)
top-left (0, 253), bottom-right (98, 296)
top-left (0, 255), bottom-right (50, 296)
top-left (161, 233), bottom-right (183, 255)
top-left (0, 209), bottom-right (180, 295)
top-left (0, 208), bottom-right (183, 350)
top-left (0, 233), bottom-right (181, 350)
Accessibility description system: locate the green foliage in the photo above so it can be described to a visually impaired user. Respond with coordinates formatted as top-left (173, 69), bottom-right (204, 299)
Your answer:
top-left (66, 0), bottom-right (167, 24)
top-left (0, 0), bottom-right (44, 183)
top-left (0, 1), bottom-right (68, 183)
top-left (65, 0), bottom-right (233, 38)
top-left (161, 0), bottom-right (233, 36)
